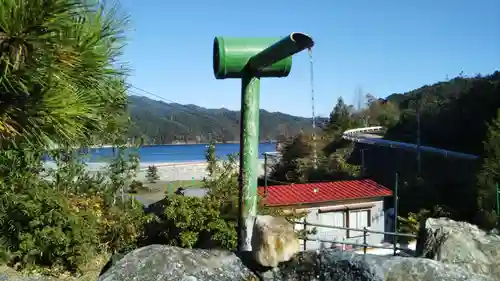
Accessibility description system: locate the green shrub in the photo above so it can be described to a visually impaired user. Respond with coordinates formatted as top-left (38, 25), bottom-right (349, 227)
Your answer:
top-left (99, 200), bottom-right (152, 254)
top-left (0, 145), bottom-right (149, 275)
top-left (128, 180), bottom-right (145, 193)
top-left (0, 184), bottom-right (101, 273)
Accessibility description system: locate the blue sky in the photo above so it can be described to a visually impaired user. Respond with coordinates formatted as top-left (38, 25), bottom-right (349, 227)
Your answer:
top-left (119, 0), bottom-right (500, 117)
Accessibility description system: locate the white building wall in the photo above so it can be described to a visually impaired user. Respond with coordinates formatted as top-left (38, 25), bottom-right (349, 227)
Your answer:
top-left (294, 199), bottom-right (386, 251)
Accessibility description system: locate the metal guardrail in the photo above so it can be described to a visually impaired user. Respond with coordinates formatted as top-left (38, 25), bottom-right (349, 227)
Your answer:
top-left (343, 126), bottom-right (385, 136)
top-left (341, 126), bottom-right (479, 160)
top-left (295, 220), bottom-right (417, 256)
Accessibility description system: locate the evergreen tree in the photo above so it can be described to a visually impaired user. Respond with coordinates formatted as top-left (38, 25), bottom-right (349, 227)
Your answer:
top-left (146, 165), bottom-right (160, 183)
top-left (327, 97), bottom-right (351, 133)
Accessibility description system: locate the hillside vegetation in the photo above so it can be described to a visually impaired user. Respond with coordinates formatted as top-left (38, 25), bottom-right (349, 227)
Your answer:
top-left (270, 71), bottom-right (500, 232)
top-left (127, 95), bottom-right (319, 144)
top-left (385, 72), bottom-right (500, 155)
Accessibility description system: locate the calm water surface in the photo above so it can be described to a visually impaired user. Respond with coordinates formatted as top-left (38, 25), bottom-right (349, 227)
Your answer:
top-left (87, 143), bottom-right (277, 163)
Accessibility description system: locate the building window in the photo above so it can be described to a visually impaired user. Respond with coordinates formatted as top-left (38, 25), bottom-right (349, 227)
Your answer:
top-left (346, 209), bottom-right (371, 238)
top-left (314, 211), bottom-right (346, 246)
top-left (331, 211), bottom-right (346, 228)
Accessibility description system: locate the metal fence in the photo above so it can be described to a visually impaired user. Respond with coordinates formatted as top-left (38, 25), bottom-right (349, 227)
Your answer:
top-left (294, 220), bottom-right (418, 256)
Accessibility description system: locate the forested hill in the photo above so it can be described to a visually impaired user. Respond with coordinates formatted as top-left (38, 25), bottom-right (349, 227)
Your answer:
top-left (127, 95), bottom-right (318, 144)
top-left (384, 71), bottom-right (500, 156)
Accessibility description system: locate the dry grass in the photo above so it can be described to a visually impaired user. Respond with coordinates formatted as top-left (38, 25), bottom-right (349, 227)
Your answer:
top-left (129, 179), bottom-right (206, 206)
top-left (135, 179), bottom-right (204, 194)
top-left (0, 253), bottom-right (110, 281)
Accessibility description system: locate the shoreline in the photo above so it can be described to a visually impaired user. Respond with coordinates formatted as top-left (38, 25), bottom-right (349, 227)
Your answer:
top-left (43, 159), bottom-right (266, 169)
top-left (48, 142), bottom-right (279, 151)
top-left (43, 159), bottom-right (267, 181)
top-left (91, 142), bottom-right (277, 148)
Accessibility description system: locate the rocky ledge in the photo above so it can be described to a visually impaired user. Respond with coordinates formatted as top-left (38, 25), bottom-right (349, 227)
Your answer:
top-left (97, 217), bottom-right (498, 281)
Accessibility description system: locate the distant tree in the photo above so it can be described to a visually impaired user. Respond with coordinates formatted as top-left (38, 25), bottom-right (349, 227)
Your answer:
top-left (146, 165), bottom-right (160, 183)
top-left (326, 97), bottom-right (352, 134)
top-left (363, 94), bottom-right (400, 128)
top-left (270, 134), bottom-right (312, 183)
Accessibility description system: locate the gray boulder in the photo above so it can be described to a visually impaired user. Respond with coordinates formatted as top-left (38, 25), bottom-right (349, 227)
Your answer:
top-left (261, 249), bottom-right (493, 281)
top-left (98, 244), bottom-right (493, 281)
top-left (97, 244), bottom-right (258, 281)
top-left (417, 217), bottom-right (500, 279)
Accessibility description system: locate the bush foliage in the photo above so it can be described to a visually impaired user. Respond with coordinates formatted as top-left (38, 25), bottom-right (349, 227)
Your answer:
top-left (0, 145), bottom-right (150, 275)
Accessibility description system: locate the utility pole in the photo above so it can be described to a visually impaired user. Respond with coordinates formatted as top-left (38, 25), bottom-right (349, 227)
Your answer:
top-left (355, 86), bottom-right (363, 111)
top-left (360, 148), bottom-right (367, 177)
top-left (356, 86), bottom-right (368, 126)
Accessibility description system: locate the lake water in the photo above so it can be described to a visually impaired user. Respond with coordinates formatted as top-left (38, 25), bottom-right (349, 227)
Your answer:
top-left (87, 143), bottom-right (277, 163)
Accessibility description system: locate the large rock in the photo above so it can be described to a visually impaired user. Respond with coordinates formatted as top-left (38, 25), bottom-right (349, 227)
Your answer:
top-left (251, 215), bottom-right (300, 267)
top-left (97, 218), bottom-right (499, 281)
top-left (97, 245), bottom-right (258, 281)
top-left (417, 217), bottom-right (500, 279)
top-left (98, 244), bottom-right (493, 281)
top-left (261, 249), bottom-right (494, 281)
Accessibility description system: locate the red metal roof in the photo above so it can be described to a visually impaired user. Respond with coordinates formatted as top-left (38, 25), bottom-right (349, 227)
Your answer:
top-left (258, 179), bottom-right (392, 207)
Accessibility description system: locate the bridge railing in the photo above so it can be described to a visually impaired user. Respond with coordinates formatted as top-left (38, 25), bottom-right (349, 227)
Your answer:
top-left (342, 126), bottom-right (385, 139)
top-left (341, 126), bottom-right (479, 159)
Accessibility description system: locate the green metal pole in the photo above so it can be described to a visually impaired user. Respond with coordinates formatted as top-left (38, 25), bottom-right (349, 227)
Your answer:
top-left (263, 153), bottom-right (268, 208)
top-left (264, 153), bottom-right (268, 187)
top-left (238, 74), bottom-right (261, 252)
top-left (496, 183), bottom-right (499, 217)
top-left (393, 172), bottom-right (399, 256)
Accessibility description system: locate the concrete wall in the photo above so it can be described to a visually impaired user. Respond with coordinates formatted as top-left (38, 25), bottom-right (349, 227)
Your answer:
top-left (294, 199), bottom-right (386, 251)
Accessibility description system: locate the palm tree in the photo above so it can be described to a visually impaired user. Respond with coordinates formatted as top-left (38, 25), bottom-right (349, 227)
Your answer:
top-left (0, 0), bottom-right (130, 149)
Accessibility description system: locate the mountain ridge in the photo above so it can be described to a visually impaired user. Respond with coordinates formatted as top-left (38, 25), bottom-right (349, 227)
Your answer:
top-left (127, 95), bottom-right (321, 144)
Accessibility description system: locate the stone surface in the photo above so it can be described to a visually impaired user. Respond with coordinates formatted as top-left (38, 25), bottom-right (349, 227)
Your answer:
top-left (261, 249), bottom-right (494, 281)
top-left (97, 245), bottom-right (257, 281)
top-left (251, 215), bottom-right (300, 267)
top-left (417, 217), bottom-right (500, 279)
top-left (97, 218), bottom-right (500, 281)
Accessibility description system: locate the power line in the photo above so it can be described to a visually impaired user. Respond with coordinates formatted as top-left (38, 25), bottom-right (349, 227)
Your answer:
top-left (128, 84), bottom-right (181, 105)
